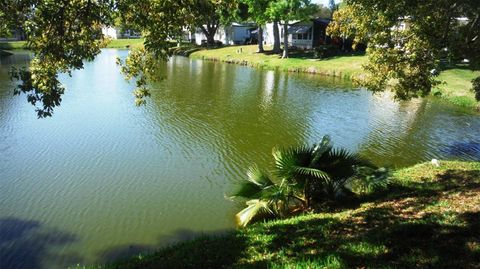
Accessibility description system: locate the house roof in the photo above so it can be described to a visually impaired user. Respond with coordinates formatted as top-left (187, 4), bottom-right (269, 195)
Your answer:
top-left (231, 22), bottom-right (256, 27)
top-left (313, 18), bottom-right (331, 25)
top-left (288, 25), bottom-right (312, 34)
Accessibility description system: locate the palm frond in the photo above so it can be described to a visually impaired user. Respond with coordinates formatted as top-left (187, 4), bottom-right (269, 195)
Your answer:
top-left (231, 165), bottom-right (275, 199)
top-left (231, 181), bottom-right (265, 199)
top-left (292, 166), bottom-right (330, 181)
top-left (311, 135), bottom-right (332, 165)
top-left (327, 148), bottom-right (360, 163)
top-left (236, 199), bottom-right (274, 227)
top-left (273, 145), bottom-right (313, 182)
top-left (246, 165), bottom-right (275, 187)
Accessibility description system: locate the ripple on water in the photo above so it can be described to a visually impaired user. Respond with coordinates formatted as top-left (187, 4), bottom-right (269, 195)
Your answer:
top-left (0, 52), bottom-right (479, 268)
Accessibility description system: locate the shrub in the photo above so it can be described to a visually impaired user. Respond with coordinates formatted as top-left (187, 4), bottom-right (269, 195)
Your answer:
top-left (313, 45), bottom-right (340, 59)
top-left (472, 76), bottom-right (480, 101)
top-left (230, 136), bottom-right (383, 227)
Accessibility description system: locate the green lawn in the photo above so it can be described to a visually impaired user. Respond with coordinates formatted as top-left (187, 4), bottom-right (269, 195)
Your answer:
top-left (91, 161), bottom-right (480, 269)
top-left (434, 68), bottom-right (480, 107)
top-left (104, 38), bottom-right (145, 49)
top-left (190, 45), bottom-right (366, 79)
top-left (0, 40), bottom-right (28, 50)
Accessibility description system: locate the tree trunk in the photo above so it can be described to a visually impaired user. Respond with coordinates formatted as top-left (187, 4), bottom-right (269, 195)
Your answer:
top-left (200, 23), bottom-right (217, 46)
top-left (282, 21), bottom-right (289, 59)
top-left (273, 21), bottom-right (281, 53)
top-left (206, 33), bottom-right (215, 46)
top-left (257, 26), bottom-right (264, 53)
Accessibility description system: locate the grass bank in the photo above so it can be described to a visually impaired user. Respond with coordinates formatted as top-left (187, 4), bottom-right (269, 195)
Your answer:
top-left (93, 161), bottom-right (480, 269)
top-left (434, 67), bottom-right (480, 108)
top-left (190, 45), bottom-right (366, 79)
top-left (0, 40), bottom-right (28, 50)
top-left (191, 45), bottom-right (479, 109)
top-left (104, 39), bottom-right (144, 49)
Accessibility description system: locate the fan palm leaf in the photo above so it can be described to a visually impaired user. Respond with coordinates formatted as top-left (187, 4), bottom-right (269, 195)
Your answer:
top-left (231, 165), bottom-right (275, 199)
top-left (236, 199), bottom-right (274, 227)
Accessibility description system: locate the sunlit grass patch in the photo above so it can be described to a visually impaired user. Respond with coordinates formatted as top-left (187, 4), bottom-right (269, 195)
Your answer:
top-left (104, 38), bottom-right (145, 49)
top-left (434, 68), bottom-right (480, 108)
top-left (0, 41), bottom-right (28, 49)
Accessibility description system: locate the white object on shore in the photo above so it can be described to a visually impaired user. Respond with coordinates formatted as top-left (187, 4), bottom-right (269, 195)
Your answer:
top-left (431, 159), bottom-right (440, 167)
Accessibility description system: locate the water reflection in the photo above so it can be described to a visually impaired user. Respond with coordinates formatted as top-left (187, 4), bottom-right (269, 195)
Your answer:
top-left (0, 50), bottom-right (478, 268)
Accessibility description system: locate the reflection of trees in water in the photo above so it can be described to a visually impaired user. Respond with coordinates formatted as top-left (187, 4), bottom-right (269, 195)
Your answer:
top-left (357, 96), bottom-right (434, 167)
top-left (0, 218), bottom-right (82, 269)
top-left (357, 95), bottom-right (479, 167)
top-left (146, 59), bottom-right (311, 173)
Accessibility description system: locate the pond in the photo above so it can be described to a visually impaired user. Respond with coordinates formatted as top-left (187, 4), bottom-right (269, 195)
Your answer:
top-left (0, 49), bottom-right (479, 268)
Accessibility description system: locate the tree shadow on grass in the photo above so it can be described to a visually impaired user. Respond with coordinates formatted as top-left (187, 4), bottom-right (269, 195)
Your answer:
top-left (0, 218), bottom-right (83, 269)
top-left (242, 168), bottom-right (480, 268)
top-left (99, 228), bottom-right (250, 269)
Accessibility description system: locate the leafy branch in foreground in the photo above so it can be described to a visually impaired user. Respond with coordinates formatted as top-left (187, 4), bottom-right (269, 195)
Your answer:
top-left (116, 48), bottom-right (166, 106)
top-left (327, 0), bottom-right (480, 100)
top-left (231, 136), bottom-right (388, 227)
top-left (1, 0), bottom-right (207, 117)
top-left (3, 0), bottom-right (114, 117)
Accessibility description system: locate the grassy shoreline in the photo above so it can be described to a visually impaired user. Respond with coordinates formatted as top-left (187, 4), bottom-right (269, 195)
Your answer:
top-left (0, 40), bottom-right (28, 50)
top-left (104, 38), bottom-right (144, 49)
top-left (190, 45), bottom-right (365, 79)
top-left (190, 45), bottom-right (480, 110)
top-left (87, 160), bottom-right (480, 269)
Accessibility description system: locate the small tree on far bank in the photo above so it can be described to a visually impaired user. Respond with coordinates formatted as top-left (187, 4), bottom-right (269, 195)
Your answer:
top-left (242, 0), bottom-right (272, 53)
top-left (192, 0), bottom-right (238, 46)
top-left (267, 0), bottom-right (315, 58)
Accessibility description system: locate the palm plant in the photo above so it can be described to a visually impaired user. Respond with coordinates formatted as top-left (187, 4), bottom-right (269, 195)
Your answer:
top-left (231, 136), bottom-right (371, 227)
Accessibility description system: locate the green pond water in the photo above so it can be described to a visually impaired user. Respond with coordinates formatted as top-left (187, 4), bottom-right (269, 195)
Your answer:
top-left (0, 49), bottom-right (479, 268)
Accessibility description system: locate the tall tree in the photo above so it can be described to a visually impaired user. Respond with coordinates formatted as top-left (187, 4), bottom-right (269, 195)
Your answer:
top-left (328, 0), bottom-right (480, 101)
top-left (272, 20), bottom-right (281, 53)
top-left (328, 0), bottom-right (336, 13)
top-left (242, 0), bottom-right (271, 53)
top-left (312, 3), bottom-right (333, 19)
top-left (267, 0), bottom-right (315, 58)
top-left (192, 0), bottom-right (238, 46)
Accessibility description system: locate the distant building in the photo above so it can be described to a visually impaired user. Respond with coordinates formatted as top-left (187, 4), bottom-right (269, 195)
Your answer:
top-left (264, 18), bottom-right (332, 50)
top-left (194, 23), bottom-right (257, 45)
top-left (101, 26), bottom-right (141, 40)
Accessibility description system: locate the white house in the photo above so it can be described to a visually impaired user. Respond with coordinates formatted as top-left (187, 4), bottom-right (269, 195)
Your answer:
top-left (264, 18), bottom-right (331, 49)
top-left (102, 26), bottom-right (118, 39)
top-left (101, 26), bottom-right (141, 40)
top-left (194, 23), bottom-right (256, 45)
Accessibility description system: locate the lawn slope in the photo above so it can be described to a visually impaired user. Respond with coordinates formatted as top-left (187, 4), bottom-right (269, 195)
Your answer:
top-left (190, 45), bottom-right (366, 79)
top-left (101, 161), bottom-right (480, 269)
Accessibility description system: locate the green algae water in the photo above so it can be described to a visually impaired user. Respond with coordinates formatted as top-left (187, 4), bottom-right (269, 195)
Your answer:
top-left (0, 49), bottom-right (479, 268)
